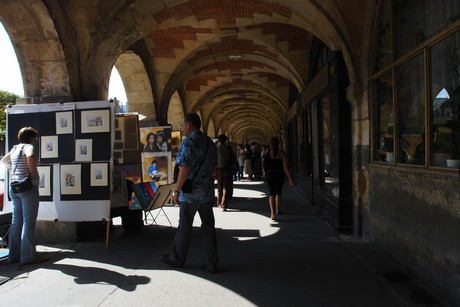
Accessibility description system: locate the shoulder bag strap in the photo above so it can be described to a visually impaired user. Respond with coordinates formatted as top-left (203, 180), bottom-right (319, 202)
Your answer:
top-left (189, 137), bottom-right (209, 181)
top-left (12, 145), bottom-right (26, 175)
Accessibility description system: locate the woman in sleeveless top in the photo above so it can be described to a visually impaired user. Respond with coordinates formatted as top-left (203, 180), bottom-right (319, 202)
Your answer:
top-left (1, 127), bottom-right (48, 265)
top-left (263, 137), bottom-right (293, 221)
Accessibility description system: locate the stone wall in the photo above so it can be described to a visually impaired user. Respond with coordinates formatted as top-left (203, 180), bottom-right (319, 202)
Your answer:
top-left (369, 164), bottom-right (460, 304)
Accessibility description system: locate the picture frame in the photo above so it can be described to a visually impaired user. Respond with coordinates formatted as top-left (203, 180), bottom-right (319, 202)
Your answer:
top-left (60, 164), bottom-right (82, 195)
top-left (40, 135), bottom-right (59, 158)
top-left (75, 139), bottom-right (93, 162)
top-left (56, 111), bottom-right (73, 134)
top-left (140, 126), bottom-right (172, 153)
top-left (141, 152), bottom-right (170, 185)
top-left (81, 109), bottom-right (110, 133)
top-left (37, 165), bottom-right (52, 197)
top-left (90, 163), bottom-right (108, 186)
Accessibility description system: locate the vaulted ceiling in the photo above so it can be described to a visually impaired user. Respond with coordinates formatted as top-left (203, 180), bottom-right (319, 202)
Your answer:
top-left (0, 0), bottom-right (372, 144)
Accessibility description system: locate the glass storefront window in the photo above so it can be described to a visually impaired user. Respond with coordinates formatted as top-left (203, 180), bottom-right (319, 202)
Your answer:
top-left (396, 54), bottom-right (425, 165)
top-left (303, 107), bottom-right (313, 177)
top-left (430, 30), bottom-right (460, 168)
top-left (373, 71), bottom-right (394, 162)
top-left (321, 96), bottom-right (331, 182)
top-left (394, 0), bottom-right (460, 58)
top-left (321, 95), bottom-right (338, 197)
top-left (372, 1), bottom-right (460, 168)
top-left (373, 1), bottom-right (392, 73)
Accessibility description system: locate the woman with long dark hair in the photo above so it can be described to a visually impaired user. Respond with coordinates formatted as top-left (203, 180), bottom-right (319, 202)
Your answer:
top-left (143, 132), bottom-right (158, 152)
top-left (263, 137), bottom-right (293, 221)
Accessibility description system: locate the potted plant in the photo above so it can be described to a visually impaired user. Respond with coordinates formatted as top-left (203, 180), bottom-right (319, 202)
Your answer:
top-left (384, 136), bottom-right (394, 162)
top-left (432, 131), bottom-right (451, 166)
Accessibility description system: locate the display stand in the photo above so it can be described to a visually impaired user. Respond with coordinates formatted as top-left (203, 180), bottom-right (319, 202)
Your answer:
top-left (132, 182), bottom-right (174, 227)
top-left (143, 184), bottom-right (174, 227)
top-left (4, 101), bottom-right (115, 248)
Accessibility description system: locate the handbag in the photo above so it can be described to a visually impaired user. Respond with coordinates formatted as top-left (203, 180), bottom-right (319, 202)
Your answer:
top-left (181, 138), bottom-right (209, 193)
top-left (11, 176), bottom-right (33, 193)
top-left (10, 145), bottom-right (33, 194)
top-left (181, 178), bottom-right (193, 193)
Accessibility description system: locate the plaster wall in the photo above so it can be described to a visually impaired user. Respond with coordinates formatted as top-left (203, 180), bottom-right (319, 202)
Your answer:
top-left (369, 165), bottom-right (460, 305)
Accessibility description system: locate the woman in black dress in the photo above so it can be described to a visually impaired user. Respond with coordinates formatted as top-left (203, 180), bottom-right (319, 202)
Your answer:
top-left (263, 137), bottom-right (293, 221)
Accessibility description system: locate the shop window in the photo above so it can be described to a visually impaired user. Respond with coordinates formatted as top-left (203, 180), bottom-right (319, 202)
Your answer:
top-left (302, 107), bottom-right (313, 177)
top-left (288, 117), bottom-right (300, 177)
top-left (373, 71), bottom-right (394, 162)
top-left (430, 31), bottom-right (460, 167)
top-left (372, 0), bottom-right (459, 169)
top-left (394, 0), bottom-right (459, 58)
top-left (373, 1), bottom-right (392, 73)
top-left (396, 54), bottom-right (425, 165)
top-left (321, 97), bottom-right (331, 180)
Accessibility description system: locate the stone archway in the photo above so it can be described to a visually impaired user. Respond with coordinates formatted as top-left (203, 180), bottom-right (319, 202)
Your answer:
top-left (114, 52), bottom-right (155, 118)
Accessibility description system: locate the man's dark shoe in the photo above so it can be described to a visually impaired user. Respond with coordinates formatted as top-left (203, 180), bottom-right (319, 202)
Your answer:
top-left (160, 255), bottom-right (183, 268)
top-left (202, 263), bottom-right (218, 273)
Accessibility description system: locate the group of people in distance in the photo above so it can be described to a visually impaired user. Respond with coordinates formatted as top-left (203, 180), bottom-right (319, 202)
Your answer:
top-left (215, 135), bottom-right (294, 221)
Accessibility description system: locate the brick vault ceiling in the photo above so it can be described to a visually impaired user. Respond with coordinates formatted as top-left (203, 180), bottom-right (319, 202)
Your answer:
top-left (142, 1), bottom-right (312, 143)
top-left (0, 0), bottom-right (344, 143)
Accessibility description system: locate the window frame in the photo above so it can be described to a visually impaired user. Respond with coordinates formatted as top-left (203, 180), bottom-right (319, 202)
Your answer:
top-left (371, 0), bottom-right (460, 170)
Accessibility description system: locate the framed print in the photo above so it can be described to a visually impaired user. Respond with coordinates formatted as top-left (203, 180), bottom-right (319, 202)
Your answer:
top-left (141, 152), bottom-right (170, 185)
top-left (40, 135), bottom-right (59, 158)
top-left (56, 111), bottom-right (73, 134)
top-left (139, 126), bottom-right (172, 153)
top-left (60, 164), bottom-right (82, 195)
top-left (75, 139), bottom-right (93, 162)
top-left (81, 109), bottom-right (110, 133)
top-left (90, 163), bottom-right (108, 186)
top-left (37, 165), bottom-right (52, 196)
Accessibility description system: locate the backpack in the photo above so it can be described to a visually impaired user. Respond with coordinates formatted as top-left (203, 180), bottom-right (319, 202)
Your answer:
top-left (227, 148), bottom-right (239, 175)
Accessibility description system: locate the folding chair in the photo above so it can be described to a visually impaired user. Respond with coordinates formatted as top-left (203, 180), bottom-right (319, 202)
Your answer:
top-left (131, 182), bottom-right (174, 227)
top-left (143, 184), bottom-right (174, 227)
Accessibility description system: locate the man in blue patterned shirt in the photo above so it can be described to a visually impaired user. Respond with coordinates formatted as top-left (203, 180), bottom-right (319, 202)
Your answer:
top-left (161, 113), bottom-right (218, 272)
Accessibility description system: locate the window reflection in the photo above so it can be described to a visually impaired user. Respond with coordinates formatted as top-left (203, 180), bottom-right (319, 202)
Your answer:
top-left (321, 95), bottom-right (338, 197)
top-left (373, 1), bottom-right (392, 72)
top-left (394, 0), bottom-right (460, 57)
top-left (372, 1), bottom-right (460, 169)
top-left (396, 54), bottom-right (425, 165)
top-left (430, 31), bottom-right (460, 167)
top-left (373, 72), bottom-right (394, 162)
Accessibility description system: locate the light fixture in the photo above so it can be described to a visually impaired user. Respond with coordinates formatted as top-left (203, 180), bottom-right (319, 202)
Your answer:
top-left (227, 54), bottom-right (242, 60)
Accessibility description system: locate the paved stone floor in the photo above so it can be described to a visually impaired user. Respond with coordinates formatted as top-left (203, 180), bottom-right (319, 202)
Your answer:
top-left (0, 180), bottom-right (451, 306)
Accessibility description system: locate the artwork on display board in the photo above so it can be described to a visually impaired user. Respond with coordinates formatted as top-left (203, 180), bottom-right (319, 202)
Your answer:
top-left (55, 111), bottom-right (73, 134)
top-left (75, 139), bottom-right (93, 162)
top-left (141, 152), bottom-right (170, 185)
top-left (139, 126), bottom-right (172, 153)
top-left (90, 163), bottom-right (108, 186)
top-left (60, 164), bottom-right (82, 195)
top-left (171, 130), bottom-right (182, 157)
top-left (81, 109), bottom-right (110, 133)
top-left (40, 135), bottom-right (59, 158)
top-left (37, 165), bottom-right (52, 197)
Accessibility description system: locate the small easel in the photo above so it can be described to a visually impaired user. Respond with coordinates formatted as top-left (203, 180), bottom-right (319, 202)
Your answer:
top-left (143, 184), bottom-right (173, 227)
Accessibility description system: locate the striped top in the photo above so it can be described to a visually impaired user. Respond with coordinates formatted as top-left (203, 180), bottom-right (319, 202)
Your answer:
top-left (11, 144), bottom-right (39, 185)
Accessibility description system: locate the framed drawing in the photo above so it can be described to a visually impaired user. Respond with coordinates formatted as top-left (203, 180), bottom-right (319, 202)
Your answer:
top-left (81, 109), bottom-right (110, 133)
top-left (90, 163), bottom-right (108, 186)
top-left (40, 135), bottom-right (59, 158)
top-left (75, 139), bottom-right (93, 161)
top-left (60, 164), bottom-right (82, 195)
top-left (37, 165), bottom-right (52, 196)
top-left (56, 111), bottom-right (73, 134)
